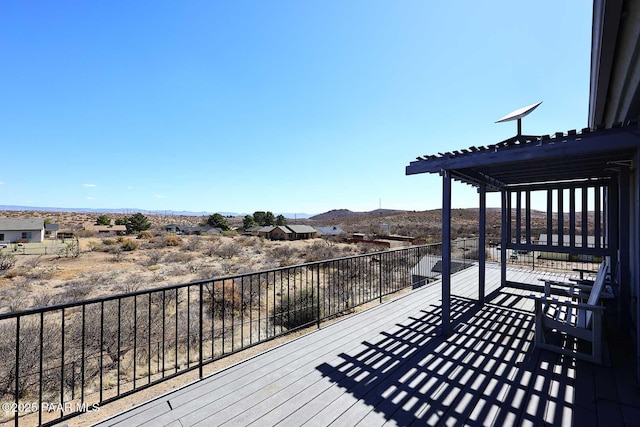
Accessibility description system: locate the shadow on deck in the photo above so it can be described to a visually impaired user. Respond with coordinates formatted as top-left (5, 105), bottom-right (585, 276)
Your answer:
top-left (315, 288), bottom-right (639, 426)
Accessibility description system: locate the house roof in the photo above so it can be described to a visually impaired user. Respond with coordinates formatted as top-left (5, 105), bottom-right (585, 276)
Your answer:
top-left (257, 226), bottom-right (276, 233)
top-left (0, 218), bottom-right (45, 231)
top-left (589, 0), bottom-right (640, 128)
top-left (286, 225), bottom-right (317, 234)
top-left (273, 226), bottom-right (292, 234)
top-left (45, 224), bottom-right (59, 231)
top-left (406, 122), bottom-right (640, 190)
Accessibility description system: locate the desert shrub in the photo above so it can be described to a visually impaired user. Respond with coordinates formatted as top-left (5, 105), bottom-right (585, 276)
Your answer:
top-left (0, 253), bottom-right (17, 271)
top-left (26, 267), bottom-right (55, 281)
top-left (142, 250), bottom-right (163, 266)
top-left (119, 238), bottom-right (139, 251)
top-left (182, 236), bottom-right (201, 252)
top-left (197, 266), bottom-right (224, 281)
top-left (23, 255), bottom-right (43, 269)
top-left (58, 240), bottom-right (80, 258)
top-left (57, 280), bottom-right (92, 303)
top-left (222, 230), bottom-right (238, 237)
top-left (305, 241), bottom-right (344, 262)
top-left (112, 274), bottom-right (145, 293)
top-left (140, 236), bottom-right (165, 250)
top-left (109, 245), bottom-right (123, 262)
top-left (102, 238), bottom-right (117, 246)
top-left (204, 280), bottom-right (243, 318)
top-left (271, 287), bottom-right (318, 330)
top-left (208, 242), bottom-right (241, 259)
top-left (267, 246), bottom-right (298, 266)
top-left (165, 235), bottom-right (182, 247)
top-left (2, 287), bottom-right (27, 312)
top-left (31, 293), bottom-right (60, 308)
top-left (137, 230), bottom-right (153, 239)
top-left (87, 240), bottom-right (103, 252)
top-left (163, 251), bottom-right (194, 264)
top-left (0, 317), bottom-right (60, 400)
top-left (236, 236), bottom-right (260, 247)
top-left (2, 268), bottom-right (26, 279)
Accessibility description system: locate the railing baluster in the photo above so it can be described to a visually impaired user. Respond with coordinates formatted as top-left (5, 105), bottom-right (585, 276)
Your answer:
top-left (116, 300), bottom-right (120, 395)
top-left (147, 293), bottom-right (151, 384)
top-left (161, 290), bottom-right (166, 378)
top-left (60, 308), bottom-right (65, 419)
top-left (81, 304), bottom-right (86, 404)
top-left (15, 315), bottom-right (19, 427)
top-left (134, 295), bottom-right (138, 388)
top-left (240, 276), bottom-right (244, 349)
top-left (39, 311), bottom-right (44, 427)
top-left (187, 286), bottom-right (191, 367)
top-left (199, 282), bottom-right (203, 379)
top-left (175, 289), bottom-right (178, 373)
top-left (98, 301), bottom-right (103, 402)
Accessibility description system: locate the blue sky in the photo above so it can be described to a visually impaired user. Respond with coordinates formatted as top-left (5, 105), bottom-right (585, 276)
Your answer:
top-left (0, 1), bottom-right (592, 215)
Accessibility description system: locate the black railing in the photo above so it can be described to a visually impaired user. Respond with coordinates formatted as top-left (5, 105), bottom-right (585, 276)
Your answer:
top-left (489, 245), bottom-right (604, 277)
top-left (1, 242), bottom-right (475, 427)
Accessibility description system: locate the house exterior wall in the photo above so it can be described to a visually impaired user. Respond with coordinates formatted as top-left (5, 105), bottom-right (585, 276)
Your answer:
top-left (0, 229), bottom-right (44, 243)
top-left (270, 228), bottom-right (290, 240)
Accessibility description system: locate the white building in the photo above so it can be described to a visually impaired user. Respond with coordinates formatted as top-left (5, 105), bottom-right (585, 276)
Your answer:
top-left (0, 218), bottom-right (45, 243)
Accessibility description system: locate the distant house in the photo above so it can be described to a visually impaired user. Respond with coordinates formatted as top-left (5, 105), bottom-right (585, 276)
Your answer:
top-left (255, 225), bottom-right (319, 241)
top-left (0, 218), bottom-right (45, 243)
top-left (287, 225), bottom-right (320, 240)
top-left (45, 223), bottom-right (59, 239)
top-left (83, 222), bottom-right (127, 236)
top-left (269, 226), bottom-right (293, 241)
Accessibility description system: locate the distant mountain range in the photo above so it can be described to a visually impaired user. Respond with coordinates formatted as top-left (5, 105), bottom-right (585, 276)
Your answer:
top-left (0, 205), bottom-right (313, 219)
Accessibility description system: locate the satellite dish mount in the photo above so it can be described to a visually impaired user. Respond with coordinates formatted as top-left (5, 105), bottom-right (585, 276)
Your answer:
top-left (495, 101), bottom-right (542, 139)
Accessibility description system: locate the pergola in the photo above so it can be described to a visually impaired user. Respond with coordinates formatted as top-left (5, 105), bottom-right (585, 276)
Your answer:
top-left (406, 0), bottom-right (640, 383)
top-left (405, 121), bottom-right (640, 342)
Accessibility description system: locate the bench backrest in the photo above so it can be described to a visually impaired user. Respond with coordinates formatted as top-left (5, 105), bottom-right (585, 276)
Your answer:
top-left (583, 260), bottom-right (608, 328)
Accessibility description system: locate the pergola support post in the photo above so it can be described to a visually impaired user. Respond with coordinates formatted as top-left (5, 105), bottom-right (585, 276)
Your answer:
top-left (478, 184), bottom-right (486, 303)
top-left (620, 167), bottom-right (631, 334)
top-left (442, 170), bottom-right (452, 335)
top-left (500, 190), bottom-right (508, 287)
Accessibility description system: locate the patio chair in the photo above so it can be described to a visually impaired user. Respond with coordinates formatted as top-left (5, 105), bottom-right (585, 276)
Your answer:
top-left (531, 260), bottom-right (608, 364)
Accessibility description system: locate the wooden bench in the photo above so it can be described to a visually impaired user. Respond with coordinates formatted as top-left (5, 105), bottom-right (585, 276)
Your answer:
top-left (531, 261), bottom-right (609, 364)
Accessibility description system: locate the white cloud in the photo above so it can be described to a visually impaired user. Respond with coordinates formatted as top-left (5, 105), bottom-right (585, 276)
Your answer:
top-left (154, 194), bottom-right (165, 198)
top-left (87, 196), bottom-right (96, 200)
top-left (83, 183), bottom-right (97, 188)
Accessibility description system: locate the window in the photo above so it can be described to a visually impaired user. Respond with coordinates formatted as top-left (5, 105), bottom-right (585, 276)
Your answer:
top-left (21, 232), bottom-right (32, 240)
top-left (0, 233), bottom-right (3, 241)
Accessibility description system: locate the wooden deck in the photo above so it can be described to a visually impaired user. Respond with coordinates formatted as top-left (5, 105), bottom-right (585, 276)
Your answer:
top-left (94, 264), bottom-right (640, 426)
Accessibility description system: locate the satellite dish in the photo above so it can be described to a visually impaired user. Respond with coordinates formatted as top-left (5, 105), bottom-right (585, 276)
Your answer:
top-left (495, 101), bottom-right (542, 136)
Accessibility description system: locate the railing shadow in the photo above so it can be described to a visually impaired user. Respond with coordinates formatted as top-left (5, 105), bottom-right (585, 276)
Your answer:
top-left (316, 289), bottom-right (580, 426)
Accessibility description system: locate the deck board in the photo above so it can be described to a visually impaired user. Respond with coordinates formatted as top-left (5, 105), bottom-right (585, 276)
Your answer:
top-left (93, 264), bottom-right (638, 427)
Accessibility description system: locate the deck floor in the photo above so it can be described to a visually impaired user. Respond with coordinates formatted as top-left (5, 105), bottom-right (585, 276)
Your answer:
top-left (94, 264), bottom-right (640, 426)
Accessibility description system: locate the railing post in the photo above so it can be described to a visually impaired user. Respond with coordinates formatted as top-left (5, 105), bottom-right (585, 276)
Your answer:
top-left (14, 315), bottom-right (19, 427)
top-left (316, 265), bottom-right (321, 328)
top-left (199, 282), bottom-right (203, 379)
top-left (379, 253), bottom-right (383, 303)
